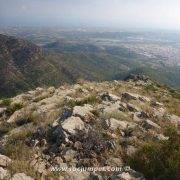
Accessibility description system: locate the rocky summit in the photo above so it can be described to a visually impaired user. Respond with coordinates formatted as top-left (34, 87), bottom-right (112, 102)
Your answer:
top-left (0, 78), bottom-right (179, 179)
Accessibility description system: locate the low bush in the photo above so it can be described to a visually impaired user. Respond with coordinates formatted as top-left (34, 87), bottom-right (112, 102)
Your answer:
top-left (128, 126), bottom-right (180, 180)
top-left (1, 98), bottom-right (12, 106)
top-left (6, 103), bottom-right (23, 115)
top-left (67, 94), bottom-right (99, 108)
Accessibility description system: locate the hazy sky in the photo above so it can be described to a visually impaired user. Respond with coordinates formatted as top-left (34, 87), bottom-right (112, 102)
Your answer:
top-left (0, 0), bottom-right (180, 29)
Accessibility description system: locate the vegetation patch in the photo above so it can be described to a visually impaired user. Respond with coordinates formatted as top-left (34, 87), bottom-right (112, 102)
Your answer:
top-left (127, 126), bottom-right (180, 180)
top-left (5, 103), bottom-right (23, 115)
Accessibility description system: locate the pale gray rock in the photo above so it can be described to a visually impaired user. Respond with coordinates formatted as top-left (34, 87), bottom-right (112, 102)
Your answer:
top-left (64, 149), bottom-right (76, 162)
top-left (153, 107), bottom-right (166, 118)
top-left (105, 118), bottom-right (128, 131)
top-left (0, 167), bottom-right (9, 179)
top-left (10, 173), bottom-right (34, 180)
top-left (169, 115), bottom-right (180, 127)
top-left (62, 116), bottom-right (85, 134)
top-left (0, 154), bottom-right (11, 167)
top-left (117, 169), bottom-right (145, 180)
top-left (47, 86), bottom-right (55, 94)
top-left (73, 104), bottom-right (94, 119)
top-left (103, 102), bottom-right (121, 114)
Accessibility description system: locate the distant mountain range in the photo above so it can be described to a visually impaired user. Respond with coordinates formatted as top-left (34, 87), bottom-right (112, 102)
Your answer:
top-left (0, 34), bottom-right (180, 97)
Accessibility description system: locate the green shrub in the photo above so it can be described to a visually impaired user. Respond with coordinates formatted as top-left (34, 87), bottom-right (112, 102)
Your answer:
top-left (144, 84), bottom-right (157, 92)
top-left (128, 126), bottom-right (180, 180)
top-left (1, 98), bottom-right (12, 106)
top-left (6, 103), bottom-right (23, 115)
top-left (0, 122), bottom-right (15, 138)
top-left (5, 141), bottom-right (39, 178)
top-left (67, 94), bottom-right (98, 108)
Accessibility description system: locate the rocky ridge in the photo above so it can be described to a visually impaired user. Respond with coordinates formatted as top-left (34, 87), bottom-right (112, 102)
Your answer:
top-left (0, 78), bottom-right (179, 179)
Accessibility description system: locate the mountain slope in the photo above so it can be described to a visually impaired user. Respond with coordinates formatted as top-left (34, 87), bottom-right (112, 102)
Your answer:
top-left (0, 34), bottom-right (79, 97)
top-left (0, 78), bottom-right (179, 179)
top-left (44, 40), bottom-right (180, 89)
top-left (0, 34), bottom-right (49, 96)
top-left (0, 35), bottom-right (140, 97)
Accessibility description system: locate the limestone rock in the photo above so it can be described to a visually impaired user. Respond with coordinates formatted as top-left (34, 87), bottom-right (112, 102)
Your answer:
top-left (73, 104), bottom-right (94, 122)
top-left (62, 116), bottom-right (85, 134)
top-left (0, 167), bottom-right (9, 179)
top-left (169, 115), bottom-right (180, 127)
top-left (103, 102), bottom-right (121, 114)
top-left (105, 118), bottom-right (128, 130)
top-left (11, 173), bottom-right (34, 180)
top-left (0, 154), bottom-right (11, 167)
top-left (64, 149), bottom-right (76, 162)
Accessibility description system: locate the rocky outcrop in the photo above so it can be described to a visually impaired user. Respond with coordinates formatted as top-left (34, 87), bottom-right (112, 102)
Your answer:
top-left (62, 116), bottom-right (85, 135)
top-left (0, 79), bottom-right (179, 179)
top-left (73, 104), bottom-right (94, 122)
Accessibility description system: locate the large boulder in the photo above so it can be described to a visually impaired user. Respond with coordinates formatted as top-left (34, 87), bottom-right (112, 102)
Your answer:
top-left (0, 154), bottom-right (11, 167)
top-left (62, 116), bottom-right (85, 134)
top-left (11, 173), bottom-right (34, 180)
